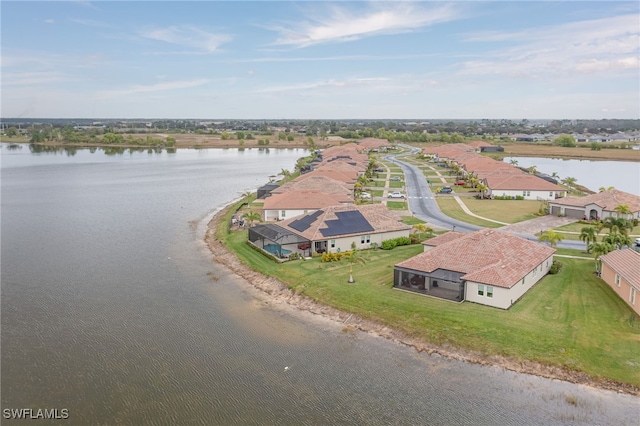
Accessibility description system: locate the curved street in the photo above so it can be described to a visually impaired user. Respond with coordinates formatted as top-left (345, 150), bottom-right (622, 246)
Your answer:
top-left (385, 146), bottom-right (587, 250)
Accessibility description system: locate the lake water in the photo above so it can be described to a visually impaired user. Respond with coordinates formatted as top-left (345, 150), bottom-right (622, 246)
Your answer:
top-left (504, 156), bottom-right (640, 195)
top-left (2, 144), bottom-right (638, 425)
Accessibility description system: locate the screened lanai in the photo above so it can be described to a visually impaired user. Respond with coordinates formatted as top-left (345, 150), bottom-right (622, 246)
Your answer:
top-left (393, 267), bottom-right (465, 302)
top-left (248, 224), bottom-right (312, 259)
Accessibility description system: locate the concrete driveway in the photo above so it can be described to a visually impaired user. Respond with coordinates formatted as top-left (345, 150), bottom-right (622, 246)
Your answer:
top-left (500, 216), bottom-right (577, 236)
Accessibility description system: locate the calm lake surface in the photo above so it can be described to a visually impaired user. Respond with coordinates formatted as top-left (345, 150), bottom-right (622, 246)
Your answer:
top-left (2, 144), bottom-right (638, 425)
top-left (504, 156), bottom-right (640, 195)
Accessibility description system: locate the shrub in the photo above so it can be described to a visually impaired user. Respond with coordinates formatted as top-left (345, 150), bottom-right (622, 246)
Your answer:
top-left (549, 261), bottom-right (562, 275)
top-left (321, 251), bottom-right (350, 262)
top-left (381, 236), bottom-right (412, 250)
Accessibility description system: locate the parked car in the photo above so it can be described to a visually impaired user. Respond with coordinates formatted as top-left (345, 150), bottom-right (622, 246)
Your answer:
top-left (360, 192), bottom-right (372, 199)
top-left (388, 191), bottom-right (406, 199)
top-left (635, 238), bottom-right (640, 246)
top-left (454, 181), bottom-right (466, 186)
top-left (374, 167), bottom-right (385, 173)
top-left (390, 176), bottom-right (402, 181)
top-left (439, 187), bottom-right (453, 194)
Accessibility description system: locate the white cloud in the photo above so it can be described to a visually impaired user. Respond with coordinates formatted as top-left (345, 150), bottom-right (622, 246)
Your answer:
top-left (97, 79), bottom-right (209, 99)
top-left (2, 71), bottom-right (67, 86)
top-left (45, 19), bottom-right (55, 24)
top-left (270, 2), bottom-right (460, 47)
top-left (460, 13), bottom-right (640, 77)
top-left (140, 25), bottom-right (231, 53)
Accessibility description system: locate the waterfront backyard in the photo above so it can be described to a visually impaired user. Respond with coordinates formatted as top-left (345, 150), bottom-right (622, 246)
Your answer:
top-left (217, 209), bottom-right (640, 391)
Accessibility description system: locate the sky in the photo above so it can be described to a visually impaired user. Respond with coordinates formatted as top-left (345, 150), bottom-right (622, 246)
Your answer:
top-left (1, 1), bottom-right (639, 119)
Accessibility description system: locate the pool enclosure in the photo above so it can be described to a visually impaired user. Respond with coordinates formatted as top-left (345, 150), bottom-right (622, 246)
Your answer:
top-left (393, 267), bottom-right (465, 302)
top-left (248, 224), bottom-right (312, 260)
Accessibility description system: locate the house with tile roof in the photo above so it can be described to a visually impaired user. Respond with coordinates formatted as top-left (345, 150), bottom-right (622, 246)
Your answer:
top-left (394, 230), bottom-right (555, 309)
top-left (599, 249), bottom-right (640, 315)
top-left (358, 137), bottom-right (392, 152)
top-left (271, 175), bottom-right (353, 197)
top-left (248, 204), bottom-right (411, 259)
top-left (483, 174), bottom-right (567, 200)
top-left (547, 189), bottom-right (640, 220)
top-left (262, 190), bottom-right (353, 221)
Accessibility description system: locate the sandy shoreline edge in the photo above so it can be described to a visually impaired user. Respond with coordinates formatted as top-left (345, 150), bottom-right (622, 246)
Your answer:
top-left (205, 202), bottom-right (639, 397)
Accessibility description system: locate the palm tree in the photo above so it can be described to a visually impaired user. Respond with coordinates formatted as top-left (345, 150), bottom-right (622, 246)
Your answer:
top-left (598, 186), bottom-right (614, 192)
top-left (602, 217), bottom-right (632, 236)
top-left (527, 165), bottom-right (539, 175)
top-left (344, 249), bottom-right (367, 283)
top-left (412, 223), bottom-right (434, 240)
top-left (241, 210), bottom-right (262, 227)
top-left (561, 176), bottom-right (577, 190)
top-left (614, 204), bottom-right (631, 219)
top-left (476, 183), bottom-right (488, 199)
top-left (591, 241), bottom-right (615, 273)
top-left (551, 171), bottom-right (560, 180)
top-left (579, 226), bottom-right (597, 253)
top-left (538, 229), bottom-right (563, 248)
top-left (602, 232), bottom-right (632, 250)
top-left (509, 159), bottom-right (519, 166)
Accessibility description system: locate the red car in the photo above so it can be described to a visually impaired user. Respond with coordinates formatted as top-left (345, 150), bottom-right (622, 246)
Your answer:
top-left (454, 181), bottom-right (466, 186)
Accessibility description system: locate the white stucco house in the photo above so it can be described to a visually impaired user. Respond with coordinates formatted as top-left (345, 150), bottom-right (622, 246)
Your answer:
top-left (394, 230), bottom-right (555, 309)
top-left (548, 189), bottom-right (640, 220)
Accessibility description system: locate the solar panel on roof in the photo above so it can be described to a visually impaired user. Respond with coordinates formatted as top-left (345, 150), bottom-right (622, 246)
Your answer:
top-left (320, 210), bottom-right (374, 237)
top-left (289, 210), bottom-right (323, 232)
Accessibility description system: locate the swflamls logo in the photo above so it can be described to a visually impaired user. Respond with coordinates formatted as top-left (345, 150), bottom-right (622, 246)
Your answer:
top-left (3, 408), bottom-right (69, 420)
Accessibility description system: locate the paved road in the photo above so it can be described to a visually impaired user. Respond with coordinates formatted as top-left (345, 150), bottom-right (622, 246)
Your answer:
top-left (386, 146), bottom-right (586, 250)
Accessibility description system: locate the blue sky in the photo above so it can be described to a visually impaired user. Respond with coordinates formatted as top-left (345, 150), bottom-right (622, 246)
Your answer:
top-left (2, 1), bottom-right (639, 119)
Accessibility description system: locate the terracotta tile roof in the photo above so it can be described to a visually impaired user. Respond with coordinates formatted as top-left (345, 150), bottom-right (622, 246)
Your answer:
top-left (485, 174), bottom-right (565, 191)
top-left (297, 169), bottom-right (357, 184)
top-left (263, 190), bottom-right (353, 210)
top-left (358, 138), bottom-right (391, 150)
top-left (599, 249), bottom-right (640, 291)
top-left (278, 204), bottom-right (411, 241)
top-left (550, 189), bottom-right (640, 213)
top-left (272, 176), bottom-right (353, 196)
top-left (422, 231), bottom-right (466, 247)
top-left (313, 163), bottom-right (361, 180)
top-left (396, 230), bottom-right (555, 288)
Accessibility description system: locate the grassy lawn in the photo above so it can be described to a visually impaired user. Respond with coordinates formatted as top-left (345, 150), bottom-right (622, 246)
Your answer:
top-left (401, 216), bottom-right (425, 225)
top-left (461, 199), bottom-right (541, 223)
top-left (370, 189), bottom-right (384, 197)
top-left (223, 225), bottom-right (640, 387)
top-left (388, 181), bottom-right (404, 188)
top-left (386, 201), bottom-right (407, 210)
top-left (370, 180), bottom-right (387, 188)
top-left (435, 198), bottom-right (503, 228)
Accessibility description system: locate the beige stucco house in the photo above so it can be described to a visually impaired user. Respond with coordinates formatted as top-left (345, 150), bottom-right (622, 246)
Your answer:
top-left (599, 249), bottom-right (640, 315)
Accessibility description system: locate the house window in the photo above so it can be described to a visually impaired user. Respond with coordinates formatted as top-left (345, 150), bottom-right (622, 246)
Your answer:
top-left (303, 210), bottom-right (308, 214)
top-left (330, 240), bottom-right (335, 248)
top-left (631, 288), bottom-right (636, 305)
top-left (486, 286), bottom-right (493, 298)
top-left (361, 235), bottom-right (370, 244)
top-left (478, 284), bottom-right (484, 296)
top-left (615, 274), bottom-right (620, 287)
top-left (522, 278), bottom-right (525, 285)
top-left (546, 259), bottom-right (549, 267)
top-left (533, 268), bottom-right (537, 278)
top-left (549, 192), bottom-right (553, 198)
top-left (281, 210), bottom-right (286, 218)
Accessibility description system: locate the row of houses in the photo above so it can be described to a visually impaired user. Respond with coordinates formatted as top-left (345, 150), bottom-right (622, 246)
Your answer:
top-left (509, 132), bottom-right (640, 143)
top-left (244, 139), bottom-right (573, 310)
top-left (423, 143), bottom-right (567, 201)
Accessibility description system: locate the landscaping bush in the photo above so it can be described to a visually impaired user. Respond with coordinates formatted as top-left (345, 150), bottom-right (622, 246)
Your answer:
top-left (381, 236), bottom-right (412, 250)
top-left (321, 251), bottom-right (351, 262)
top-left (549, 261), bottom-right (562, 274)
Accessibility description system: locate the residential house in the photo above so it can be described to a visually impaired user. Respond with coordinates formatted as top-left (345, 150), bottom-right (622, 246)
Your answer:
top-left (262, 190), bottom-right (353, 221)
top-left (394, 230), bottom-right (555, 309)
top-left (483, 174), bottom-right (566, 200)
top-left (271, 175), bottom-right (354, 198)
top-left (548, 189), bottom-right (640, 220)
top-left (248, 204), bottom-right (411, 259)
top-left (599, 249), bottom-right (640, 315)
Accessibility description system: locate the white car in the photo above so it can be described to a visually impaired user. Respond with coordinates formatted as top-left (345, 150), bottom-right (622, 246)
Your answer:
top-left (360, 192), bottom-right (372, 199)
top-left (635, 238), bottom-right (640, 246)
top-left (388, 191), bottom-right (405, 199)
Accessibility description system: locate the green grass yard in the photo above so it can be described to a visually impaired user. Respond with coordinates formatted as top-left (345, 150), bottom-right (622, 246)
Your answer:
top-left (461, 199), bottom-right (540, 223)
top-left (435, 198), bottom-right (504, 228)
top-left (221, 222), bottom-right (640, 387)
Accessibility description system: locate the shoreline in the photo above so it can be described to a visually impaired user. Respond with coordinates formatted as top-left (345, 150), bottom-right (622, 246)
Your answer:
top-left (205, 202), bottom-right (639, 396)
